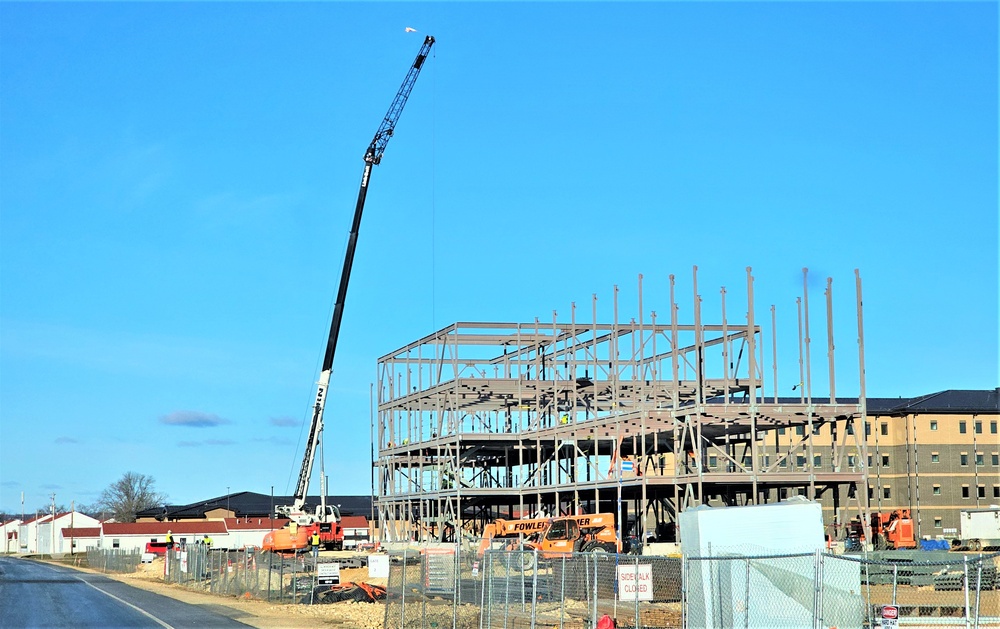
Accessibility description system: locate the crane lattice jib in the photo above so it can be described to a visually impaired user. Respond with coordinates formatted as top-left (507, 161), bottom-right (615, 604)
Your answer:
top-left (366, 36), bottom-right (435, 165)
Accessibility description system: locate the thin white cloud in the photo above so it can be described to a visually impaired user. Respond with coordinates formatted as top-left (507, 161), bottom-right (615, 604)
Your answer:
top-left (54, 437), bottom-right (80, 444)
top-left (269, 416), bottom-right (299, 428)
top-left (160, 410), bottom-right (230, 428)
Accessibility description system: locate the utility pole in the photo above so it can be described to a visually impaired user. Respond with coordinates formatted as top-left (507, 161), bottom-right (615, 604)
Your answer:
top-left (50, 493), bottom-right (56, 555)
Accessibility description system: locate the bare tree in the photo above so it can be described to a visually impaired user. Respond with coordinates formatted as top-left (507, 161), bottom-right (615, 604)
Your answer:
top-left (96, 472), bottom-right (167, 523)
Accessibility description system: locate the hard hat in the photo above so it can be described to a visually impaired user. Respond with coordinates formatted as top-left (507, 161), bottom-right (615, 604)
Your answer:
top-left (167, 530), bottom-right (172, 533)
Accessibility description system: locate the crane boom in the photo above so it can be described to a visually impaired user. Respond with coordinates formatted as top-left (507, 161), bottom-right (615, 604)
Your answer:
top-left (281, 36), bottom-right (435, 520)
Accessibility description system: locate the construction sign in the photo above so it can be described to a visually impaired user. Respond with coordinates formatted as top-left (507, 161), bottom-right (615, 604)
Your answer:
top-left (617, 563), bottom-right (653, 601)
top-left (880, 605), bottom-right (898, 628)
top-left (317, 562), bottom-right (341, 586)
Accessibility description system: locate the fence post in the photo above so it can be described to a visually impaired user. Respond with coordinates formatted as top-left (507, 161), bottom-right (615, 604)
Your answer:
top-left (892, 563), bottom-right (898, 606)
top-left (559, 554), bottom-right (566, 629)
top-left (400, 550), bottom-right (407, 629)
top-left (974, 556), bottom-right (982, 629)
top-left (592, 555), bottom-right (598, 629)
top-left (530, 548), bottom-right (538, 628)
top-left (453, 543), bottom-right (460, 629)
top-left (681, 555), bottom-right (688, 629)
top-left (963, 554), bottom-right (970, 629)
top-left (634, 554), bottom-right (640, 629)
top-left (480, 550), bottom-right (489, 629)
top-left (744, 557), bottom-right (751, 629)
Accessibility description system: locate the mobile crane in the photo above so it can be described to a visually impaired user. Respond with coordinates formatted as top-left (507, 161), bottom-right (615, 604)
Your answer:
top-left (263, 36), bottom-right (436, 554)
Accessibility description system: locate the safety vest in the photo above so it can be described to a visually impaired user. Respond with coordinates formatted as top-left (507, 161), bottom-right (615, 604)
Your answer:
top-left (311, 533), bottom-right (320, 546)
top-left (204, 536), bottom-right (212, 547)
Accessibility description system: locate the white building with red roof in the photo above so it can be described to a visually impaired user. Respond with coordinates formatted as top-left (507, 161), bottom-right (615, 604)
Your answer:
top-left (1, 519), bottom-right (21, 553)
top-left (340, 515), bottom-right (370, 549)
top-left (18, 511), bottom-right (99, 554)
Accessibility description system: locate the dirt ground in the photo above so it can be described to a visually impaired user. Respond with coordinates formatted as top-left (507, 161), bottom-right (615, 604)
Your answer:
top-left (58, 558), bottom-right (387, 629)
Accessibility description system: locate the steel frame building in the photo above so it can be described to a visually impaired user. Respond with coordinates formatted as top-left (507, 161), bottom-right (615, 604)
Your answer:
top-left (375, 268), bottom-right (871, 544)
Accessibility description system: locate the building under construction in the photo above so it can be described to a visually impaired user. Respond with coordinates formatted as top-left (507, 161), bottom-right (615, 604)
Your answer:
top-left (374, 268), bottom-right (872, 544)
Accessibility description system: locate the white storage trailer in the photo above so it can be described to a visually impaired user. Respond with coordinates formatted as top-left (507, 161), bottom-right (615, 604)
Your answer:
top-left (958, 507), bottom-right (1000, 551)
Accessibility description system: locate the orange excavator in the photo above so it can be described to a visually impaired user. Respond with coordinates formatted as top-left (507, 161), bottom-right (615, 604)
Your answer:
top-left (263, 37), bottom-right (435, 554)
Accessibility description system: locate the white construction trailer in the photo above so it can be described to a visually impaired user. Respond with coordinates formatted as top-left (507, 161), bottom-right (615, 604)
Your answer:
top-left (957, 507), bottom-right (1000, 551)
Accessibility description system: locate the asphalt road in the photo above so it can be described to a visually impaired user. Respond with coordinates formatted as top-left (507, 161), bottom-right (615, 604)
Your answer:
top-left (0, 557), bottom-right (253, 628)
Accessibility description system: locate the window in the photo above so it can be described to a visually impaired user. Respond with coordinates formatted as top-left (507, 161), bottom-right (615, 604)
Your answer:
top-left (976, 453), bottom-right (984, 466)
top-left (546, 520), bottom-right (569, 540)
top-left (880, 423), bottom-right (888, 436)
top-left (797, 487), bottom-right (806, 496)
top-left (742, 455), bottom-right (752, 466)
top-left (868, 455), bottom-right (873, 467)
top-left (961, 453), bottom-right (969, 466)
top-left (847, 423), bottom-right (855, 435)
top-left (975, 420), bottom-right (983, 434)
top-left (814, 454), bottom-right (822, 467)
top-left (868, 486), bottom-right (874, 500)
top-left (778, 427), bottom-right (786, 435)
top-left (813, 423), bottom-right (821, 436)
top-left (848, 454), bottom-right (857, 467)
top-left (929, 420), bottom-right (938, 431)
top-left (962, 485), bottom-right (970, 499)
top-left (994, 486), bottom-right (999, 499)
top-left (933, 485), bottom-right (941, 496)
top-left (779, 457), bottom-right (788, 468)
top-left (708, 455), bottom-right (717, 468)
top-left (883, 486), bottom-right (891, 499)
top-left (993, 453), bottom-right (999, 466)
top-left (865, 422), bottom-right (871, 436)
top-left (934, 518), bottom-right (942, 529)
top-left (763, 455), bottom-right (771, 467)
top-left (112, 539), bottom-right (120, 549)
top-left (795, 425), bottom-right (805, 436)
top-left (931, 452), bottom-right (940, 463)
top-left (797, 455), bottom-right (806, 467)
top-left (881, 454), bottom-right (890, 466)
top-left (960, 421), bottom-right (967, 434)
top-left (991, 421), bottom-right (997, 435)
top-left (779, 488), bottom-right (788, 499)
top-left (978, 485), bottom-right (986, 499)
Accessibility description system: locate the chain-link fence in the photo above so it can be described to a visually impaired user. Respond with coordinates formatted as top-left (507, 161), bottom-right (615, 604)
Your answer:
top-left (164, 546), bottom-right (330, 603)
top-left (383, 548), bottom-right (999, 629)
top-left (85, 548), bottom-right (142, 573)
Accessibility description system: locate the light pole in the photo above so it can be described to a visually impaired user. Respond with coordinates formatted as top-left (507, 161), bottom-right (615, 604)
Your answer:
top-left (227, 486), bottom-right (230, 516)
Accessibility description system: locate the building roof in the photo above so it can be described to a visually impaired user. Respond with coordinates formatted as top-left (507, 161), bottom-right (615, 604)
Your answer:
top-left (136, 491), bottom-right (373, 521)
top-left (104, 521), bottom-right (227, 536)
top-left (340, 515), bottom-right (368, 529)
top-left (708, 389), bottom-right (998, 416)
top-left (867, 389), bottom-right (1000, 415)
top-left (62, 527), bottom-right (101, 538)
top-left (223, 518), bottom-right (290, 530)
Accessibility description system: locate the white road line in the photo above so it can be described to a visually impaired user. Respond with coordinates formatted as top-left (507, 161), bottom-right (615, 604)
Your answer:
top-left (75, 575), bottom-right (175, 629)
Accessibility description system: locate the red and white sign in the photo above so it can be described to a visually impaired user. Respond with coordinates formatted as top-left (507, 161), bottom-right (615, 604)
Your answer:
top-left (617, 564), bottom-right (653, 601)
top-left (880, 605), bottom-right (899, 628)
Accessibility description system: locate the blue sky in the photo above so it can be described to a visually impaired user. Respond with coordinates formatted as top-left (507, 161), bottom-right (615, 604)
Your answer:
top-left (1, 2), bottom-right (996, 515)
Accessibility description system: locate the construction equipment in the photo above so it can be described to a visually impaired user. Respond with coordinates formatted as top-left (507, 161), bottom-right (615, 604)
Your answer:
top-left (847, 509), bottom-right (917, 550)
top-left (264, 36), bottom-right (435, 554)
top-left (477, 513), bottom-right (622, 567)
top-left (869, 509), bottom-right (917, 550)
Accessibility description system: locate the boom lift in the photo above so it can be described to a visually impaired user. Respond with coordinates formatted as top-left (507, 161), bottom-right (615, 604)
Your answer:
top-left (263, 36), bottom-right (436, 554)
